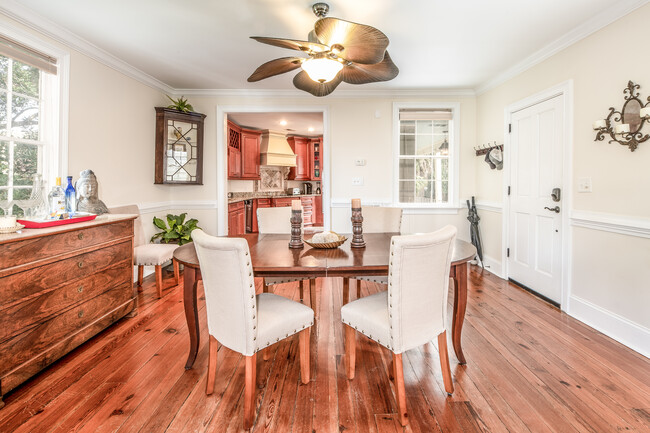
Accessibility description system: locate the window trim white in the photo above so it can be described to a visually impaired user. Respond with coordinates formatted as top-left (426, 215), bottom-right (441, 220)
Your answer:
top-left (392, 102), bottom-right (460, 209)
top-left (0, 20), bottom-right (70, 187)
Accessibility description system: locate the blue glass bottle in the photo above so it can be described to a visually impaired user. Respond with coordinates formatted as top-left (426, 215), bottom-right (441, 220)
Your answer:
top-left (65, 176), bottom-right (76, 215)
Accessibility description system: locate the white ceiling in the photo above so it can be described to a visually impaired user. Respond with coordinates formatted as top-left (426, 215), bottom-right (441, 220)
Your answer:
top-left (8, 0), bottom-right (646, 92)
top-left (228, 112), bottom-right (323, 136)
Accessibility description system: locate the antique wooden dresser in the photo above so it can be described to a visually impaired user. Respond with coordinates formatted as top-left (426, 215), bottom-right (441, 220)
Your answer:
top-left (0, 214), bottom-right (137, 408)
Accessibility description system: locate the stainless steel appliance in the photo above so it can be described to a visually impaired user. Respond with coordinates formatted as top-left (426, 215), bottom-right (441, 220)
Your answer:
top-left (303, 182), bottom-right (312, 195)
top-left (244, 200), bottom-right (253, 233)
top-left (287, 187), bottom-right (301, 195)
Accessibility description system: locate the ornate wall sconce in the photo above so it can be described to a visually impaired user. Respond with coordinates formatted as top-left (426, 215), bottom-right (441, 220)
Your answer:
top-left (593, 80), bottom-right (650, 152)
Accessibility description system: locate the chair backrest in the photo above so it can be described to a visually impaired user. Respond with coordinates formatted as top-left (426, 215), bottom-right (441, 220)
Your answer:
top-left (109, 204), bottom-right (145, 247)
top-left (192, 229), bottom-right (257, 356)
top-left (361, 206), bottom-right (402, 233)
top-left (387, 225), bottom-right (456, 353)
top-left (257, 206), bottom-right (300, 234)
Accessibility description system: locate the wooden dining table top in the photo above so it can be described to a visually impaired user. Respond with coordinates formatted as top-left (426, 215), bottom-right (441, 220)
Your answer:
top-left (174, 233), bottom-right (476, 277)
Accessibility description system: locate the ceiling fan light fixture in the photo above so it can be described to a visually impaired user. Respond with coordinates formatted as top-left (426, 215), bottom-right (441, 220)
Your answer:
top-left (301, 57), bottom-right (343, 83)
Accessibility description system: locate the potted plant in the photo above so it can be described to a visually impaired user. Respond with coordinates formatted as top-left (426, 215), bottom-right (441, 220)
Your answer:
top-left (151, 213), bottom-right (200, 245)
top-left (166, 95), bottom-right (194, 113)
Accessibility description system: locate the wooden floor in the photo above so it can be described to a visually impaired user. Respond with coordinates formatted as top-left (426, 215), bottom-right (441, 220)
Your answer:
top-left (1, 266), bottom-right (649, 432)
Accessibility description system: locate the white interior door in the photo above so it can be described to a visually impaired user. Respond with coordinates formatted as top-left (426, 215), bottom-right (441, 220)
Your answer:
top-left (508, 95), bottom-right (564, 304)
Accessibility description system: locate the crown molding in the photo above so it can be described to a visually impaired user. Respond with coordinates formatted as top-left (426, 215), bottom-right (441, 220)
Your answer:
top-left (475, 0), bottom-right (649, 95)
top-left (174, 87), bottom-right (476, 98)
top-left (0, 0), bottom-right (174, 94)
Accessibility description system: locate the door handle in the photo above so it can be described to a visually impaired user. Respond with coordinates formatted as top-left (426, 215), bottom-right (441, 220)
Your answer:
top-left (544, 206), bottom-right (560, 213)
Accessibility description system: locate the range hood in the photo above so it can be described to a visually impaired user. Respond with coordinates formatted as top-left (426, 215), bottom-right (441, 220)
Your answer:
top-left (259, 130), bottom-right (297, 167)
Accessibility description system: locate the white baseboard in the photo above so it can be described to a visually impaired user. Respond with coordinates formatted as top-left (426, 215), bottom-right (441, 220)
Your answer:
top-left (568, 295), bottom-right (650, 358)
top-left (480, 254), bottom-right (505, 279)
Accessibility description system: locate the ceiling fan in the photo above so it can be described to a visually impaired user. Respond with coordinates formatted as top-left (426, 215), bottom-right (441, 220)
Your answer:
top-left (248, 2), bottom-right (399, 97)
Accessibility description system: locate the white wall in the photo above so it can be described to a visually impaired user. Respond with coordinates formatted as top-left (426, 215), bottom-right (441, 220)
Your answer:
top-left (476, 4), bottom-right (650, 355)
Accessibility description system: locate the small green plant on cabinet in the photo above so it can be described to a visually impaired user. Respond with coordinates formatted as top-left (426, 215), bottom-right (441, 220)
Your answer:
top-left (151, 213), bottom-right (200, 245)
top-left (166, 95), bottom-right (194, 113)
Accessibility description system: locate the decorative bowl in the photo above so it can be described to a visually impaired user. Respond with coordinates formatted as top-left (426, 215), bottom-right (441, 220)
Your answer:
top-left (304, 232), bottom-right (347, 249)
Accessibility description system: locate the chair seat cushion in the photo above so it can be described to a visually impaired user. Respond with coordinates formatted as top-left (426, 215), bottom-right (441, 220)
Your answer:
top-left (255, 293), bottom-right (314, 351)
top-left (264, 276), bottom-right (315, 286)
top-left (134, 243), bottom-right (179, 266)
top-left (356, 276), bottom-right (388, 284)
top-left (341, 291), bottom-right (391, 350)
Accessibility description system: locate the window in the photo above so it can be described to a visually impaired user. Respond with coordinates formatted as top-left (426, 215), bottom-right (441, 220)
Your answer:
top-left (0, 34), bottom-right (60, 216)
top-left (394, 104), bottom-right (459, 207)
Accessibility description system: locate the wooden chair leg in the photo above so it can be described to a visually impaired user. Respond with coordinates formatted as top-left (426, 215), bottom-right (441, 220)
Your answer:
top-left (345, 324), bottom-right (356, 379)
top-left (262, 277), bottom-right (268, 293)
top-left (343, 277), bottom-right (350, 305)
top-left (388, 358), bottom-right (394, 381)
top-left (137, 265), bottom-right (144, 288)
top-left (155, 265), bottom-right (163, 298)
top-left (299, 328), bottom-right (310, 384)
top-left (244, 354), bottom-right (257, 430)
top-left (438, 331), bottom-right (454, 395)
top-left (356, 279), bottom-right (361, 299)
top-left (173, 258), bottom-right (180, 285)
top-left (206, 336), bottom-right (218, 395)
top-left (300, 280), bottom-right (305, 301)
top-left (309, 279), bottom-right (316, 311)
top-left (393, 353), bottom-right (409, 426)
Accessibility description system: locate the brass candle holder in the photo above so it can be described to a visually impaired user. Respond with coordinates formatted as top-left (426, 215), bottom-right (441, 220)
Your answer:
top-left (289, 209), bottom-right (304, 249)
top-left (350, 206), bottom-right (366, 248)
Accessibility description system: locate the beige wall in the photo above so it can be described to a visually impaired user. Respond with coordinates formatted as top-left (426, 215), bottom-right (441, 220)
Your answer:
top-left (476, 4), bottom-right (650, 339)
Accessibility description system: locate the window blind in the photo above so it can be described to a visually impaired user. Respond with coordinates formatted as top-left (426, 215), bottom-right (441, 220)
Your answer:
top-left (0, 35), bottom-right (57, 75)
top-left (399, 110), bottom-right (452, 121)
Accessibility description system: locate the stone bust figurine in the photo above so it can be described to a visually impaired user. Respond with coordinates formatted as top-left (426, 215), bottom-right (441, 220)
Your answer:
top-left (75, 169), bottom-right (109, 215)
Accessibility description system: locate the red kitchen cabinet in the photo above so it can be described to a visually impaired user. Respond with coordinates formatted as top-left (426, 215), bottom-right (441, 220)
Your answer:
top-left (271, 197), bottom-right (295, 207)
top-left (227, 121), bottom-right (242, 179)
top-left (301, 196), bottom-right (314, 226)
top-left (240, 129), bottom-right (261, 180)
top-left (310, 137), bottom-right (322, 181)
top-left (287, 136), bottom-right (311, 180)
top-left (228, 201), bottom-right (245, 236)
top-left (314, 195), bottom-right (323, 226)
top-left (252, 198), bottom-right (271, 232)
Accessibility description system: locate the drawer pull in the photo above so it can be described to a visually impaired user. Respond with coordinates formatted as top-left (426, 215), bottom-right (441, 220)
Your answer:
top-left (78, 262), bottom-right (84, 268)
top-left (78, 310), bottom-right (84, 318)
top-left (78, 232), bottom-right (84, 240)
top-left (77, 285), bottom-right (84, 293)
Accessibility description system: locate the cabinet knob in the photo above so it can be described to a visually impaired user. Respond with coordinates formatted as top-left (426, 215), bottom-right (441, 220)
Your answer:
top-left (77, 285), bottom-right (84, 293)
top-left (78, 262), bottom-right (84, 268)
top-left (78, 232), bottom-right (84, 240)
top-left (78, 310), bottom-right (84, 318)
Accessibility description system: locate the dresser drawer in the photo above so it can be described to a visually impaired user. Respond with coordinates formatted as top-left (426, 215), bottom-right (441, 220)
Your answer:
top-left (0, 241), bottom-right (132, 307)
top-left (0, 262), bottom-right (132, 343)
top-left (0, 220), bottom-right (133, 270)
top-left (0, 283), bottom-right (134, 377)
top-left (272, 197), bottom-right (295, 207)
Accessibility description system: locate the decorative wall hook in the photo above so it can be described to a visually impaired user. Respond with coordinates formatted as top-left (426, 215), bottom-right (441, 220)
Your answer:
top-left (593, 80), bottom-right (650, 152)
top-left (474, 141), bottom-right (503, 156)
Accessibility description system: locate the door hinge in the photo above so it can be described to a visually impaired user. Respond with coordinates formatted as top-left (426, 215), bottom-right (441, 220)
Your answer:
top-left (508, 123), bottom-right (512, 133)
top-left (507, 248), bottom-right (510, 257)
top-left (507, 186), bottom-right (511, 196)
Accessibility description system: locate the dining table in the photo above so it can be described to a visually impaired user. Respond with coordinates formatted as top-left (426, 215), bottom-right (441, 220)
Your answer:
top-left (173, 233), bottom-right (476, 370)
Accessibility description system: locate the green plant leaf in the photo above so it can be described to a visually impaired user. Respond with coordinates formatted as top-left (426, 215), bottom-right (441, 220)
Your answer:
top-left (167, 214), bottom-right (177, 228)
top-left (153, 217), bottom-right (167, 230)
top-left (176, 213), bottom-right (187, 226)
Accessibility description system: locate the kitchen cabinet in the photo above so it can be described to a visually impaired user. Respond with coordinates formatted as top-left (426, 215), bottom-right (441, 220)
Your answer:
top-left (252, 198), bottom-right (271, 233)
top-left (287, 136), bottom-right (311, 181)
top-left (155, 107), bottom-right (206, 184)
top-left (301, 196), bottom-right (314, 226)
top-left (314, 195), bottom-right (323, 226)
top-left (228, 123), bottom-right (261, 180)
top-left (271, 197), bottom-right (295, 207)
top-left (228, 201), bottom-right (245, 236)
top-left (310, 137), bottom-right (322, 181)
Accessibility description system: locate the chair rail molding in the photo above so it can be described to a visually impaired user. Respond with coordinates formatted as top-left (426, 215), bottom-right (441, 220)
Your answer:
top-left (329, 199), bottom-right (460, 215)
top-left (130, 200), bottom-right (218, 214)
top-left (571, 210), bottom-right (650, 238)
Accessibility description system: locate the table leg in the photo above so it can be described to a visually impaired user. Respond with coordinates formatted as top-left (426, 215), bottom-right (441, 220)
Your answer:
top-left (183, 267), bottom-right (200, 370)
top-left (451, 262), bottom-right (468, 365)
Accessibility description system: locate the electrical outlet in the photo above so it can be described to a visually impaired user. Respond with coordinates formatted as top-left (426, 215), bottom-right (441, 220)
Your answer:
top-left (351, 177), bottom-right (364, 186)
top-left (577, 177), bottom-right (592, 193)
top-left (354, 159), bottom-right (366, 166)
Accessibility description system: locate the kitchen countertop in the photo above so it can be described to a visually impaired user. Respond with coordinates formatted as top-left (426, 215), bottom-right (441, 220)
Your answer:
top-left (228, 194), bottom-right (321, 204)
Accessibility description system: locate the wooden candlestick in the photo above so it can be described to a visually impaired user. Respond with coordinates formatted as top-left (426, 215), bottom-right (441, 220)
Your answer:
top-left (350, 206), bottom-right (366, 248)
top-left (289, 209), bottom-right (304, 249)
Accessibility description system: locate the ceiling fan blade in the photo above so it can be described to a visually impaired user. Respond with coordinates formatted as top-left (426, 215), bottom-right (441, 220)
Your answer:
top-left (339, 51), bottom-right (399, 84)
top-left (247, 57), bottom-right (303, 82)
top-left (250, 36), bottom-right (329, 54)
top-left (293, 71), bottom-right (342, 97)
top-left (314, 18), bottom-right (389, 64)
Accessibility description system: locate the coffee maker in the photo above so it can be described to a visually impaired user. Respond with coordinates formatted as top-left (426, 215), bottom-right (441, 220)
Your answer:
top-left (303, 182), bottom-right (313, 195)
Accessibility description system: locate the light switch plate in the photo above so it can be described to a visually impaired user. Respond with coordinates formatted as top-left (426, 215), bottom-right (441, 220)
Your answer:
top-left (354, 159), bottom-right (366, 166)
top-left (577, 177), bottom-right (592, 193)
top-left (351, 177), bottom-right (364, 186)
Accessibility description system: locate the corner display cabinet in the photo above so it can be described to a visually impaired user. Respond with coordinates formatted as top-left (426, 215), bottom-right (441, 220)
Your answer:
top-left (155, 107), bottom-right (206, 184)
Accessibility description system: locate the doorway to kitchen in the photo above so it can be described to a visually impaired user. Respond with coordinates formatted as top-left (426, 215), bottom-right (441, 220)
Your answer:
top-left (216, 106), bottom-right (330, 236)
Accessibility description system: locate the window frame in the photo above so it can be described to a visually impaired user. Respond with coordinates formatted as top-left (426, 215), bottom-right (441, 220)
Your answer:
top-left (0, 23), bottom-right (69, 212)
top-left (392, 102), bottom-right (460, 210)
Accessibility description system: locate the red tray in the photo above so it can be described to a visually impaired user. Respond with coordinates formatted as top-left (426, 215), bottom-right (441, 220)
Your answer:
top-left (18, 213), bottom-right (97, 228)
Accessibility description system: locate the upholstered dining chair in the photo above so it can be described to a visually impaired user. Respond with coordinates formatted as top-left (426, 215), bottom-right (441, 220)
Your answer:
top-left (192, 229), bottom-right (313, 430)
top-left (344, 206), bottom-right (402, 303)
top-left (341, 226), bottom-right (457, 426)
top-left (257, 206), bottom-right (315, 307)
top-left (109, 205), bottom-right (179, 298)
